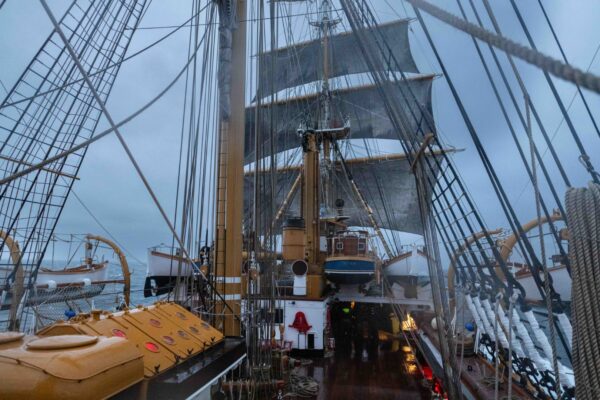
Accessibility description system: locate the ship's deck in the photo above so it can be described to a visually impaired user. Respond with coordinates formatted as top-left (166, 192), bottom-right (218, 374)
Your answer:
top-left (414, 312), bottom-right (535, 400)
top-left (112, 338), bottom-right (246, 400)
top-left (295, 340), bottom-right (431, 399)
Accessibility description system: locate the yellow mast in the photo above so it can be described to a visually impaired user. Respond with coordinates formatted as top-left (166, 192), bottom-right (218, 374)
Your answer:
top-left (214, 0), bottom-right (246, 336)
top-left (300, 0), bottom-right (335, 270)
top-left (302, 134), bottom-right (321, 267)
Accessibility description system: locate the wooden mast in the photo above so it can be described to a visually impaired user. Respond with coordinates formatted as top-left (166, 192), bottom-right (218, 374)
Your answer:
top-left (215, 0), bottom-right (246, 336)
top-left (302, 134), bottom-right (321, 268)
top-left (301, 0), bottom-right (334, 271)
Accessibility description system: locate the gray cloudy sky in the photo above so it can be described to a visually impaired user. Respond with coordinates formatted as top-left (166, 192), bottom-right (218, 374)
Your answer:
top-left (0, 0), bottom-right (599, 264)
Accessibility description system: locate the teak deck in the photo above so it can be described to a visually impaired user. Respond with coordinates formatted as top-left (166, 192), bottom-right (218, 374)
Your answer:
top-left (296, 342), bottom-right (431, 399)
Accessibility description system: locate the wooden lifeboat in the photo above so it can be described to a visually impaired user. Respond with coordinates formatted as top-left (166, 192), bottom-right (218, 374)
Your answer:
top-left (37, 262), bottom-right (109, 286)
top-left (144, 246), bottom-right (201, 297)
top-left (324, 230), bottom-right (376, 285)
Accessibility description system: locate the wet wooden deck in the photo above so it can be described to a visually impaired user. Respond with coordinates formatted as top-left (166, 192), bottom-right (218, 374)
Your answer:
top-left (295, 341), bottom-right (432, 399)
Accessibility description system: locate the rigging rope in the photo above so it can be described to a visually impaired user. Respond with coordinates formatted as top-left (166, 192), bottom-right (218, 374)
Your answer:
top-left (536, 0), bottom-right (600, 141)
top-left (405, 0), bottom-right (600, 94)
top-left (526, 93), bottom-right (562, 397)
top-left (0, 3), bottom-right (211, 111)
top-left (39, 0), bottom-right (195, 278)
top-left (0, 17), bottom-right (211, 187)
top-left (506, 0), bottom-right (598, 184)
top-left (455, 0), bottom-right (571, 271)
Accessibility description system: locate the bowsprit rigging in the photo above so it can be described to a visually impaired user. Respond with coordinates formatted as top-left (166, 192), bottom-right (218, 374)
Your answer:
top-left (0, 0), bottom-right (599, 399)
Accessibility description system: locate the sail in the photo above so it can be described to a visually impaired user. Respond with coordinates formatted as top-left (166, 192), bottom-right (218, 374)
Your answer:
top-left (244, 155), bottom-right (438, 235)
top-left (257, 19), bottom-right (418, 97)
top-left (245, 75), bottom-right (435, 163)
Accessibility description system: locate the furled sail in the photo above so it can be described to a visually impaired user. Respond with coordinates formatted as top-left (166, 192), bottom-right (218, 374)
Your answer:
top-left (244, 155), bottom-right (439, 235)
top-left (257, 19), bottom-right (418, 97)
top-left (245, 75), bottom-right (435, 164)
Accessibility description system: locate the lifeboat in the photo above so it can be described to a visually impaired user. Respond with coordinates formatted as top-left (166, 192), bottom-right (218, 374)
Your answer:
top-left (510, 260), bottom-right (571, 302)
top-left (384, 245), bottom-right (431, 299)
top-left (143, 245), bottom-right (201, 297)
top-left (324, 230), bottom-right (376, 285)
top-left (37, 262), bottom-right (109, 286)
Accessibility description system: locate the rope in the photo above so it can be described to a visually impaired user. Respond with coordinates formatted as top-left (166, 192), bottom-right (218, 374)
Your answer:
top-left (285, 372), bottom-right (319, 398)
top-left (566, 183), bottom-right (600, 399)
top-left (406, 0), bottom-right (600, 94)
top-left (522, 309), bottom-right (574, 388)
top-left (494, 295), bottom-right (501, 400)
top-left (526, 94), bottom-right (561, 398)
top-left (39, 0), bottom-right (195, 282)
top-left (507, 294), bottom-right (515, 400)
top-left (535, 0), bottom-right (600, 141)
top-left (0, 3), bottom-right (211, 111)
top-left (0, 20), bottom-right (211, 186)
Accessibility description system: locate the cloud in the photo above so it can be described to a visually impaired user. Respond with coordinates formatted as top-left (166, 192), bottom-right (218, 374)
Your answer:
top-left (1, 0), bottom-right (598, 267)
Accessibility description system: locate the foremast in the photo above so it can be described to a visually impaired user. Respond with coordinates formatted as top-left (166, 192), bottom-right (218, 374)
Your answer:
top-left (215, 0), bottom-right (247, 336)
top-left (285, 0), bottom-right (396, 267)
top-left (299, 0), bottom-right (346, 267)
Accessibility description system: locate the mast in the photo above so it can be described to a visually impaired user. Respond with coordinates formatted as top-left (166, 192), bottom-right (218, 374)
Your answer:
top-left (317, 0), bottom-right (338, 219)
top-left (299, 0), bottom-right (339, 268)
top-left (215, 0), bottom-right (247, 336)
top-left (302, 132), bottom-right (321, 267)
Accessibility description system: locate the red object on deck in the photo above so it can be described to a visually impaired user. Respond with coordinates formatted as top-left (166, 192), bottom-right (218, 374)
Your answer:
top-left (289, 311), bottom-right (312, 333)
top-left (422, 365), bottom-right (433, 380)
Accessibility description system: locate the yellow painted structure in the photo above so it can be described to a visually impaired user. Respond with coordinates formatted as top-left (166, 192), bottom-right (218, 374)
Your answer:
top-left (0, 332), bottom-right (143, 400)
top-left (306, 274), bottom-right (325, 299)
top-left (282, 225), bottom-right (305, 261)
top-left (0, 302), bottom-right (224, 398)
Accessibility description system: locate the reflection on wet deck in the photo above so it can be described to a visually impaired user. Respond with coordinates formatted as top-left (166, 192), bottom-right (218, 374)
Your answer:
top-left (295, 340), bottom-right (432, 399)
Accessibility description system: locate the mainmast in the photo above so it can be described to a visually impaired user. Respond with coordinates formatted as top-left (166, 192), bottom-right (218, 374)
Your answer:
top-left (215, 0), bottom-right (247, 336)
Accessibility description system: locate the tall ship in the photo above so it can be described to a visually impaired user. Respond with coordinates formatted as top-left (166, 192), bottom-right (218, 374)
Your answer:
top-left (0, 0), bottom-right (599, 399)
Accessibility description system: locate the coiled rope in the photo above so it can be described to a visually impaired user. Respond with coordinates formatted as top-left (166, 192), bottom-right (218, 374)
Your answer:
top-left (284, 373), bottom-right (319, 398)
top-left (566, 183), bottom-right (600, 399)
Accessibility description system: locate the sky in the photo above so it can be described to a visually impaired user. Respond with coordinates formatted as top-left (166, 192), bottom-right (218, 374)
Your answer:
top-left (0, 0), bottom-right (599, 265)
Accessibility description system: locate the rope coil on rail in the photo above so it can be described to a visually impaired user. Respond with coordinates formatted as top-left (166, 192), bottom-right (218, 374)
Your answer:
top-left (565, 183), bottom-right (600, 400)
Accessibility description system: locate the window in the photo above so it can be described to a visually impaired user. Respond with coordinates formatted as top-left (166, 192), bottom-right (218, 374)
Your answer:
top-left (275, 308), bottom-right (284, 324)
top-left (336, 241), bottom-right (344, 250)
top-left (259, 307), bottom-right (284, 324)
